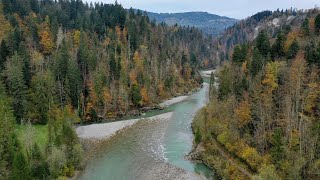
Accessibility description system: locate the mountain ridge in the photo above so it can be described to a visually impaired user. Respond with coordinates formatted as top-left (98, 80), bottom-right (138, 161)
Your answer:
top-left (143, 10), bottom-right (238, 36)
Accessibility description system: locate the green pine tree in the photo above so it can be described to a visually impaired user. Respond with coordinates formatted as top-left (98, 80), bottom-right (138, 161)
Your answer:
top-left (315, 14), bottom-right (320, 34)
top-left (4, 52), bottom-right (27, 122)
top-left (12, 150), bottom-right (31, 180)
top-left (301, 18), bottom-right (310, 36)
top-left (256, 30), bottom-right (270, 57)
top-left (287, 38), bottom-right (300, 59)
top-left (131, 84), bottom-right (142, 107)
top-left (0, 81), bottom-right (16, 178)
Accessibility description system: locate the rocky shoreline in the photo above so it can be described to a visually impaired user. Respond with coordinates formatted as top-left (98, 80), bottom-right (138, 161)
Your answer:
top-left (140, 162), bottom-right (205, 180)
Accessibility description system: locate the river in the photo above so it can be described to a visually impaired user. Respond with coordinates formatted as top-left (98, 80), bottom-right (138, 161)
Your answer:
top-left (79, 73), bottom-right (216, 179)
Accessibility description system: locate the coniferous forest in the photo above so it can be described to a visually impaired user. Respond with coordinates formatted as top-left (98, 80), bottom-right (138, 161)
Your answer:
top-left (193, 8), bottom-right (320, 179)
top-left (0, 0), bottom-right (214, 179)
top-left (1, 0), bottom-right (320, 179)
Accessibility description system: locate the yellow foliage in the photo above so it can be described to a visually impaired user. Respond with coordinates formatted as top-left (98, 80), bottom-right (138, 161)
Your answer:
top-left (49, 104), bottom-right (80, 124)
top-left (140, 87), bottom-right (149, 105)
top-left (157, 83), bottom-right (167, 98)
top-left (288, 53), bottom-right (306, 90)
top-left (309, 18), bottom-right (315, 32)
top-left (184, 63), bottom-right (192, 81)
top-left (133, 51), bottom-right (140, 64)
top-left (40, 26), bottom-right (55, 55)
top-left (104, 37), bottom-right (111, 47)
top-left (262, 62), bottom-right (280, 94)
top-left (217, 130), bottom-right (230, 145)
top-left (241, 146), bottom-right (262, 170)
top-left (31, 50), bottom-right (45, 71)
top-left (241, 61), bottom-right (248, 74)
top-left (122, 27), bottom-right (128, 44)
top-left (73, 30), bottom-right (81, 47)
top-left (254, 165), bottom-right (281, 180)
top-left (203, 59), bottom-right (210, 67)
top-left (65, 104), bottom-right (81, 123)
top-left (133, 51), bottom-right (144, 72)
top-left (232, 140), bottom-right (247, 156)
top-left (284, 30), bottom-right (299, 52)
top-left (129, 70), bottom-right (138, 85)
top-left (103, 87), bottom-right (113, 114)
top-left (115, 26), bottom-right (121, 41)
top-left (103, 87), bottom-right (112, 104)
top-left (234, 95), bottom-right (251, 129)
top-left (228, 164), bottom-right (247, 180)
top-left (305, 83), bottom-right (320, 116)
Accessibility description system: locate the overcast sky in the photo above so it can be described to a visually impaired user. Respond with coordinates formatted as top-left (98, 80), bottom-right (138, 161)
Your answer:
top-left (85, 0), bottom-right (319, 19)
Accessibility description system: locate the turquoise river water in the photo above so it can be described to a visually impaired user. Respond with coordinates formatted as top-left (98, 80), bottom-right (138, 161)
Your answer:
top-left (79, 77), bottom-right (216, 179)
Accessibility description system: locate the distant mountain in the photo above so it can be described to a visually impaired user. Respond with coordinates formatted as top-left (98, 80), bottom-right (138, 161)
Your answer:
top-left (146, 11), bottom-right (238, 36)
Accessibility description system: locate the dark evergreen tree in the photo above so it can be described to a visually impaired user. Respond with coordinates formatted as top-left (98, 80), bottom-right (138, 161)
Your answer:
top-left (250, 48), bottom-right (264, 77)
top-left (0, 81), bottom-right (16, 178)
top-left (67, 58), bottom-right (81, 109)
top-left (28, 72), bottom-right (54, 124)
top-left (301, 18), bottom-right (310, 36)
top-left (2, 0), bottom-right (13, 14)
top-left (12, 150), bottom-right (31, 180)
top-left (4, 52), bottom-right (27, 122)
top-left (19, 43), bottom-right (32, 87)
top-left (0, 40), bottom-right (9, 71)
top-left (287, 38), bottom-right (300, 59)
top-left (315, 14), bottom-right (320, 34)
top-left (232, 44), bottom-right (247, 65)
top-left (29, 0), bottom-right (39, 13)
top-left (53, 40), bottom-right (70, 106)
top-left (30, 143), bottom-right (49, 179)
top-left (256, 31), bottom-right (270, 57)
top-left (270, 128), bottom-right (285, 165)
top-left (131, 84), bottom-right (142, 107)
top-left (209, 72), bottom-right (216, 99)
top-left (8, 28), bottom-right (22, 55)
top-left (305, 41), bottom-right (320, 66)
top-left (271, 32), bottom-right (286, 59)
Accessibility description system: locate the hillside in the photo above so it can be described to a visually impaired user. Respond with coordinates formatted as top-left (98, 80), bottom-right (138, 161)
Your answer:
top-left (193, 8), bottom-right (320, 179)
top-left (211, 9), bottom-right (315, 64)
top-left (147, 11), bottom-right (238, 36)
top-left (0, 0), bottom-right (214, 179)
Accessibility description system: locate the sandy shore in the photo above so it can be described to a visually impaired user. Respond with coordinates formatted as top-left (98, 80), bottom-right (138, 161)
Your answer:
top-left (76, 112), bottom-right (173, 141)
top-left (159, 96), bottom-right (189, 107)
top-left (201, 70), bottom-right (216, 77)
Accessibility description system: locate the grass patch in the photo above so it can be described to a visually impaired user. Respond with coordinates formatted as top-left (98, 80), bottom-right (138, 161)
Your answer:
top-left (16, 124), bottom-right (48, 152)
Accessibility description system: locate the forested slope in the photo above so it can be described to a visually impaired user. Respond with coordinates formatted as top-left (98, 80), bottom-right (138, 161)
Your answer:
top-left (0, 0), bottom-right (213, 179)
top-left (211, 8), bottom-right (314, 65)
top-left (193, 8), bottom-right (320, 179)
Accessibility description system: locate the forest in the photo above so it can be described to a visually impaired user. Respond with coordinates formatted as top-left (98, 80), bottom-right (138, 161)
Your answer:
top-left (193, 8), bottom-right (320, 179)
top-left (0, 0), bottom-right (213, 179)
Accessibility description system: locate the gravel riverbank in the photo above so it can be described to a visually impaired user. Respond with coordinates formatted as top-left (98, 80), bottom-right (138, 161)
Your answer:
top-left (76, 112), bottom-right (173, 141)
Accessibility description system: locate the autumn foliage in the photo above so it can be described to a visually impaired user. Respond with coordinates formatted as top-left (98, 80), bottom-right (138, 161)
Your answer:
top-left (193, 10), bottom-right (320, 179)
